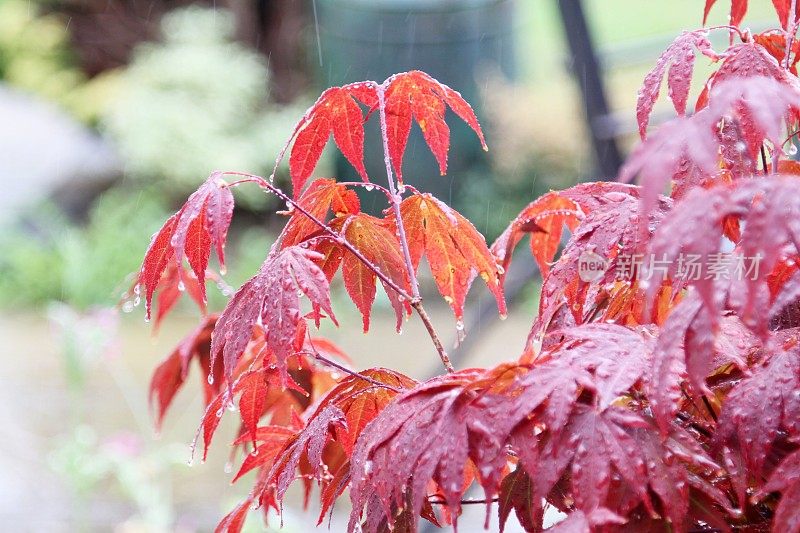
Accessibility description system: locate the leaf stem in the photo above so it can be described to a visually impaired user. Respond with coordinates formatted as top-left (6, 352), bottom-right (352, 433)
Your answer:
top-left (412, 301), bottom-right (454, 373)
top-left (225, 171), bottom-right (454, 373)
top-left (786, 0), bottom-right (799, 70)
top-left (427, 496), bottom-right (499, 505)
top-left (298, 347), bottom-right (402, 394)
top-left (373, 82), bottom-right (455, 374)
top-left (375, 82), bottom-right (421, 303)
top-left (224, 171), bottom-right (413, 302)
top-left (338, 181), bottom-right (392, 198)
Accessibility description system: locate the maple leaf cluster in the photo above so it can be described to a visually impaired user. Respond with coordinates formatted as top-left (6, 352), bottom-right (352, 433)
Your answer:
top-left (132, 4), bottom-right (800, 531)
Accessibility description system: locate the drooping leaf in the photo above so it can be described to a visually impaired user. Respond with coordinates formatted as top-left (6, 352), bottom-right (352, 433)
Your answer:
top-left (338, 214), bottom-right (412, 332)
top-left (306, 368), bottom-right (416, 456)
top-left (210, 246), bottom-right (337, 384)
top-left (636, 30), bottom-right (717, 138)
top-left (281, 178), bottom-right (360, 247)
top-left (756, 449), bottom-right (800, 532)
top-left (772, 0), bottom-right (800, 29)
top-left (379, 70), bottom-right (486, 183)
top-left (137, 172), bottom-right (234, 318)
top-left (716, 338), bottom-right (800, 476)
top-left (498, 468), bottom-right (540, 532)
top-left (268, 404), bottom-right (347, 501)
top-left (491, 190), bottom-right (583, 280)
top-left (289, 83), bottom-right (378, 196)
top-left (626, 76), bottom-right (800, 218)
top-left (393, 193), bottom-right (506, 323)
top-left (550, 323), bottom-right (653, 408)
top-left (150, 263), bottom-right (206, 332)
top-left (348, 369), bottom-right (511, 532)
top-left (231, 425), bottom-right (297, 483)
top-left (149, 315), bottom-right (221, 429)
top-left (524, 405), bottom-right (653, 515)
top-left (702, 0), bottom-right (749, 26)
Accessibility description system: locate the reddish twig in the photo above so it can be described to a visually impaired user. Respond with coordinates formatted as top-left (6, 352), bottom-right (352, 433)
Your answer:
top-left (375, 81), bottom-right (421, 303)
top-left (786, 0), bottom-right (799, 70)
top-left (224, 172), bottom-right (413, 302)
top-left (225, 171), bottom-right (454, 374)
top-left (298, 346), bottom-right (402, 394)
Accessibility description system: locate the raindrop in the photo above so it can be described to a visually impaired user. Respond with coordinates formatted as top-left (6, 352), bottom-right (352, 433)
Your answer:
top-left (207, 374), bottom-right (215, 385)
top-left (224, 462), bottom-right (233, 474)
top-left (364, 184), bottom-right (375, 192)
top-left (178, 280), bottom-right (186, 292)
top-left (787, 144), bottom-right (798, 156)
top-left (122, 300), bottom-right (135, 313)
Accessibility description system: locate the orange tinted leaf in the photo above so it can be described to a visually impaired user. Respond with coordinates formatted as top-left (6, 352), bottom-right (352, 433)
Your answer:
top-left (340, 214), bottom-right (412, 332)
top-left (282, 178), bottom-right (360, 248)
top-left (380, 71), bottom-right (486, 183)
top-left (395, 193), bottom-right (506, 322)
top-left (492, 191), bottom-right (582, 280)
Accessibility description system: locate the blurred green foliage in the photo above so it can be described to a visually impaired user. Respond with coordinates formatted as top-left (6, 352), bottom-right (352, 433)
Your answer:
top-left (102, 6), bottom-right (304, 204)
top-left (0, 188), bottom-right (168, 309)
top-left (0, 186), bottom-right (279, 311)
top-left (0, 0), bottom-right (119, 123)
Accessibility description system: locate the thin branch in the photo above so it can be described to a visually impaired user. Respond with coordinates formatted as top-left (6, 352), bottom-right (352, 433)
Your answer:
top-left (374, 83), bottom-right (455, 374)
top-left (412, 301), bottom-right (454, 373)
top-left (375, 82), bottom-right (422, 302)
top-left (761, 144), bottom-right (770, 175)
top-left (786, 0), bottom-right (799, 70)
top-left (427, 496), bottom-right (499, 506)
top-left (226, 171), bottom-right (455, 373)
top-left (298, 347), bottom-right (402, 393)
top-left (223, 171), bottom-right (413, 302)
top-left (338, 181), bottom-right (392, 198)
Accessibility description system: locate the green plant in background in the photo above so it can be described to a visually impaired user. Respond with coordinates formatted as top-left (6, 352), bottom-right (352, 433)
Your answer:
top-left (47, 303), bottom-right (186, 531)
top-left (0, 0), bottom-right (119, 123)
top-left (0, 188), bottom-right (168, 309)
top-left (103, 6), bottom-right (305, 206)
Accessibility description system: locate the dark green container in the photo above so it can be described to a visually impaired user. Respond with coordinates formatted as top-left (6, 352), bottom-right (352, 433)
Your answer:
top-left (316, 0), bottom-right (516, 202)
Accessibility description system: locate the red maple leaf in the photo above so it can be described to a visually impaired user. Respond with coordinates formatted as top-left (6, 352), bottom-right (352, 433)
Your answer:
top-left (137, 172), bottom-right (234, 318)
top-left (392, 192), bottom-right (506, 324)
top-left (149, 314), bottom-right (221, 429)
top-left (379, 70), bottom-right (486, 183)
top-left (637, 30), bottom-right (718, 138)
top-left (210, 246), bottom-right (337, 383)
top-left (289, 83), bottom-right (378, 197)
top-left (281, 178), bottom-right (361, 247)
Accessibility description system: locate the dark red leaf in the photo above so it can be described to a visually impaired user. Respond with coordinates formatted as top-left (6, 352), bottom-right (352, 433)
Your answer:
top-left (137, 173), bottom-right (234, 318)
top-left (211, 246), bottom-right (337, 384)
top-left (636, 31), bottom-right (717, 138)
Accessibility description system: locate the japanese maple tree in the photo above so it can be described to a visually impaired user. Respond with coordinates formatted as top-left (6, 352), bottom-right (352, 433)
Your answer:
top-left (131, 4), bottom-right (800, 531)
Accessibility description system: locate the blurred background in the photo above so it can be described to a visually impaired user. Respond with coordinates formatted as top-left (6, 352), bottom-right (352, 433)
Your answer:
top-left (0, 0), bottom-right (778, 531)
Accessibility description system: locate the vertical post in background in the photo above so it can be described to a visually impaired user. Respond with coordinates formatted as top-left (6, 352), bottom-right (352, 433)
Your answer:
top-left (557, 0), bottom-right (623, 179)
